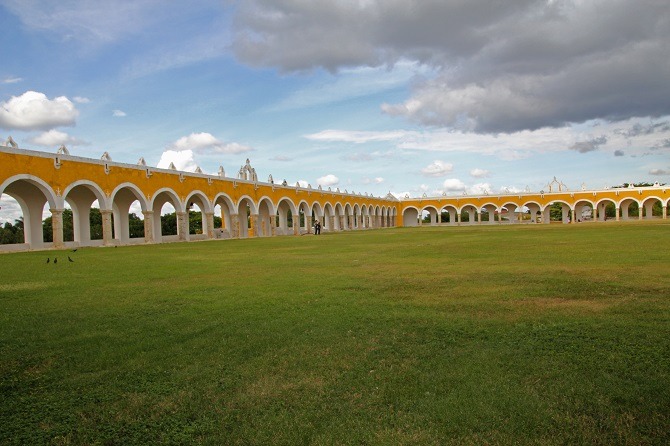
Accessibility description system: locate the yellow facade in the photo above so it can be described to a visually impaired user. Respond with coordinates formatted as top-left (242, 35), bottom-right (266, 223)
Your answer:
top-left (0, 145), bottom-right (668, 251)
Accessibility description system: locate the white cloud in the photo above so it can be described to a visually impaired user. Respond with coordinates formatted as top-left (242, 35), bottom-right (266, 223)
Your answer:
top-left (316, 174), bottom-right (339, 186)
top-left (305, 129), bottom-right (410, 144)
top-left (168, 132), bottom-right (252, 155)
top-left (28, 129), bottom-right (88, 147)
top-left (270, 155), bottom-right (292, 162)
top-left (73, 96), bottom-right (90, 104)
top-left (157, 149), bottom-right (197, 172)
top-left (442, 178), bottom-right (466, 192)
top-left (469, 183), bottom-right (492, 195)
top-left (0, 91), bottom-right (78, 131)
top-left (362, 177), bottom-right (384, 184)
top-left (470, 168), bottom-right (490, 178)
top-left (649, 168), bottom-right (669, 176)
top-left (297, 180), bottom-right (309, 188)
top-left (2, 77), bottom-right (22, 84)
top-left (112, 109), bottom-right (127, 117)
top-left (421, 160), bottom-right (453, 177)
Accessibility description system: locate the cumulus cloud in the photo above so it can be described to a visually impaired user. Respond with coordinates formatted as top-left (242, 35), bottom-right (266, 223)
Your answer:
top-left (28, 129), bottom-right (88, 147)
top-left (157, 149), bottom-right (197, 172)
top-left (649, 168), bottom-right (669, 175)
top-left (112, 109), bottom-right (127, 117)
top-left (168, 132), bottom-right (252, 155)
top-left (469, 183), bottom-right (492, 195)
top-left (420, 160), bottom-right (453, 177)
top-left (442, 178), bottom-right (466, 192)
top-left (0, 91), bottom-right (78, 130)
top-left (470, 168), bottom-right (490, 178)
top-left (316, 174), bottom-right (339, 186)
top-left (232, 0), bottom-right (670, 133)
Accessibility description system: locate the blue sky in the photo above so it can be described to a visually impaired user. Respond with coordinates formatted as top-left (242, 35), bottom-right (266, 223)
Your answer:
top-left (1, 0), bottom-right (669, 204)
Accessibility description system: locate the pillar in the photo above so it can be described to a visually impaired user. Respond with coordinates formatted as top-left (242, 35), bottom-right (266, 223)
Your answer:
top-left (143, 210), bottom-right (155, 243)
top-left (250, 213), bottom-right (260, 237)
top-left (230, 214), bottom-right (240, 238)
top-left (50, 209), bottom-right (65, 249)
top-left (663, 206), bottom-right (667, 219)
top-left (292, 215), bottom-right (300, 235)
top-left (615, 207), bottom-right (620, 221)
top-left (270, 215), bottom-right (277, 236)
top-left (176, 211), bottom-right (189, 241)
top-left (205, 212), bottom-right (215, 239)
top-left (101, 209), bottom-right (114, 246)
top-left (571, 209), bottom-right (576, 224)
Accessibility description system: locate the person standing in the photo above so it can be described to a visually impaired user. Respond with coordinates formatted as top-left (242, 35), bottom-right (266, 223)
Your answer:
top-left (314, 220), bottom-right (321, 235)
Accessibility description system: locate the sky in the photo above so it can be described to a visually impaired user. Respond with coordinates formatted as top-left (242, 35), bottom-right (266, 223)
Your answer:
top-left (1, 0), bottom-right (669, 210)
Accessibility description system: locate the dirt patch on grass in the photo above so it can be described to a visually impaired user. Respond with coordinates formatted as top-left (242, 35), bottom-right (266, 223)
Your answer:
top-left (508, 297), bottom-right (614, 313)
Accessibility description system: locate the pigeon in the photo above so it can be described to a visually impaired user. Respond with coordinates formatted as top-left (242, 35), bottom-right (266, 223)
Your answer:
top-left (54, 258), bottom-right (57, 264)
top-left (46, 258), bottom-right (50, 264)
top-left (72, 248), bottom-right (78, 252)
top-left (68, 256), bottom-right (74, 262)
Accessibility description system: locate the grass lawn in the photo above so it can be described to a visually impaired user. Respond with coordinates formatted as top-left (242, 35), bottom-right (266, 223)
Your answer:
top-left (1, 222), bottom-right (669, 445)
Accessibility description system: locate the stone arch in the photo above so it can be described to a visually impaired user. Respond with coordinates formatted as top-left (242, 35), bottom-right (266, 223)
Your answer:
top-left (439, 204), bottom-right (458, 225)
top-left (480, 202), bottom-right (498, 224)
top-left (236, 195), bottom-right (258, 238)
top-left (573, 199), bottom-right (595, 222)
top-left (213, 193), bottom-right (236, 238)
top-left (334, 202), bottom-right (345, 231)
top-left (522, 201), bottom-right (543, 223)
top-left (361, 204), bottom-right (369, 229)
top-left (323, 202), bottom-right (335, 231)
top-left (0, 174), bottom-right (59, 249)
top-left (344, 203), bottom-right (354, 230)
top-left (149, 187), bottom-right (182, 243)
top-left (498, 201), bottom-right (523, 224)
top-left (458, 203), bottom-right (479, 225)
top-left (185, 190), bottom-right (212, 239)
top-left (640, 195), bottom-right (664, 220)
top-left (594, 198), bottom-right (617, 221)
top-left (618, 197), bottom-right (641, 221)
top-left (402, 206), bottom-right (420, 227)
top-left (541, 200), bottom-right (573, 224)
top-left (297, 200), bottom-right (312, 234)
top-left (311, 201), bottom-right (324, 230)
top-left (276, 197), bottom-right (297, 236)
top-left (62, 180), bottom-right (107, 246)
top-left (257, 196), bottom-right (275, 237)
top-left (353, 203), bottom-right (361, 229)
top-left (420, 205), bottom-right (439, 226)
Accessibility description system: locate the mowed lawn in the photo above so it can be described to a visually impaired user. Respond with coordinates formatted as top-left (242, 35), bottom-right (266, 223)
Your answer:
top-left (1, 222), bottom-right (669, 445)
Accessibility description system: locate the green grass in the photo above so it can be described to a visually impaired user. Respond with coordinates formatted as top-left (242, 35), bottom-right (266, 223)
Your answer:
top-left (1, 222), bottom-right (669, 445)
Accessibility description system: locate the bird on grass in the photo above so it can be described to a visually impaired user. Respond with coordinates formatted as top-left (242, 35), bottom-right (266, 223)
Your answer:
top-left (46, 258), bottom-right (50, 264)
top-left (54, 258), bottom-right (57, 264)
top-left (68, 256), bottom-right (74, 262)
top-left (72, 248), bottom-right (78, 252)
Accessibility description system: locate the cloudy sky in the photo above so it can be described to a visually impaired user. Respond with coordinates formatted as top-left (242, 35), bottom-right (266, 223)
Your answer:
top-left (1, 0), bottom-right (669, 203)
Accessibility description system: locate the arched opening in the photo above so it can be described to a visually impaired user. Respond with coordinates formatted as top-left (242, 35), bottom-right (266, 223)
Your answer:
top-left (237, 197), bottom-right (256, 238)
top-left (258, 198), bottom-right (274, 237)
top-left (402, 207), bottom-right (419, 227)
top-left (276, 199), bottom-right (296, 236)
top-left (0, 176), bottom-right (58, 250)
top-left (62, 182), bottom-right (108, 247)
top-left (323, 203), bottom-right (335, 232)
